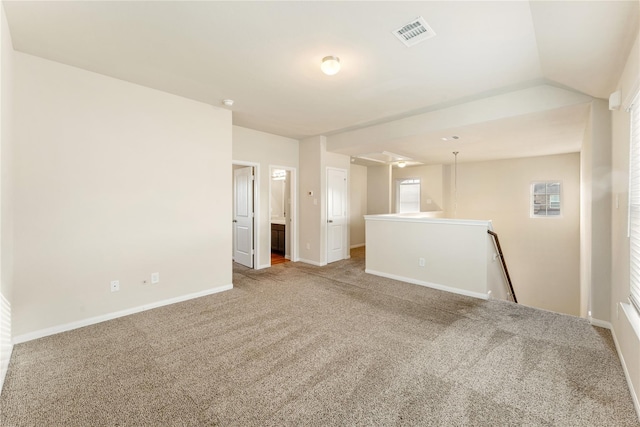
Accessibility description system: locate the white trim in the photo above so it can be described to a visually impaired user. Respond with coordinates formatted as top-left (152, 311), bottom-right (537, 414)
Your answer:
top-left (256, 263), bottom-right (271, 270)
top-left (13, 284), bottom-right (233, 344)
top-left (588, 317), bottom-right (612, 329)
top-left (0, 292), bottom-right (12, 394)
top-left (365, 269), bottom-right (488, 300)
top-left (0, 345), bottom-right (12, 395)
top-left (350, 243), bottom-right (365, 249)
top-left (364, 214), bottom-right (492, 228)
top-left (610, 310), bottom-right (640, 421)
top-left (298, 258), bottom-right (325, 267)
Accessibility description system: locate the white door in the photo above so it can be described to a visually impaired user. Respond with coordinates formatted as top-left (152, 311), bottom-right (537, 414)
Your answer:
top-left (234, 166), bottom-right (254, 268)
top-left (327, 168), bottom-right (347, 263)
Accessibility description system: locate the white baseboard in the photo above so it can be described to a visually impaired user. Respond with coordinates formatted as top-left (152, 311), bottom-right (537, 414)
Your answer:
top-left (13, 284), bottom-right (233, 344)
top-left (610, 312), bottom-right (640, 422)
top-left (350, 243), bottom-right (365, 249)
top-left (589, 317), bottom-right (612, 329)
top-left (0, 292), bottom-right (12, 395)
top-left (256, 263), bottom-right (271, 270)
top-left (298, 258), bottom-right (325, 267)
top-left (365, 269), bottom-right (488, 300)
top-left (0, 344), bottom-right (11, 395)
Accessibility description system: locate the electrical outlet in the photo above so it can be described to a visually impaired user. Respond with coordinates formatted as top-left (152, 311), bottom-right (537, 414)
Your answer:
top-left (419, 258), bottom-right (425, 267)
top-left (151, 272), bottom-right (160, 284)
top-left (110, 280), bottom-right (120, 292)
top-left (306, 243), bottom-right (310, 250)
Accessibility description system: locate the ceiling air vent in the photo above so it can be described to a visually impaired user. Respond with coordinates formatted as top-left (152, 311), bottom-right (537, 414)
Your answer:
top-left (392, 16), bottom-right (436, 47)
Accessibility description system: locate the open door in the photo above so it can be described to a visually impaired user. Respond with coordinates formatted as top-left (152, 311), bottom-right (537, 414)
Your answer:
top-left (327, 168), bottom-right (348, 263)
top-left (233, 166), bottom-right (254, 268)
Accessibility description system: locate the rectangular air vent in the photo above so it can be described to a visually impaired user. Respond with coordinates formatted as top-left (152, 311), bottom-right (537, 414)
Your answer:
top-left (392, 16), bottom-right (436, 47)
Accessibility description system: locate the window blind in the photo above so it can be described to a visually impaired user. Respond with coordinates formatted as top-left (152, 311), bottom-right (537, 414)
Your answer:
top-left (629, 92), bottom-right (640, 313)
top-left (398, 179), bottom-right (420, 213)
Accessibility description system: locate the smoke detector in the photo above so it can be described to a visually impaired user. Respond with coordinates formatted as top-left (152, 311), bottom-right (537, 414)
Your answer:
top-left (392, 16), bottom-right (436, 47)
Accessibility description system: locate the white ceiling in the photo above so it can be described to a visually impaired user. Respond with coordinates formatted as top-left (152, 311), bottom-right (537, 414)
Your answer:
top-left (3, 0), bottom-right (639, 164)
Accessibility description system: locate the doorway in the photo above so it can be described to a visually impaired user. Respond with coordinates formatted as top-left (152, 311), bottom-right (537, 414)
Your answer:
top-left (269, 166), bottom-right (296, 266)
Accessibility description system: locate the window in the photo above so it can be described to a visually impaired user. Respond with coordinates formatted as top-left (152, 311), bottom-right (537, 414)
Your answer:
top-left (396, 178), bottom-right (420, 213)
top-left (531, 182), bottom-right (561, 217)
top-left (629, 92), bottom-right (640, 313)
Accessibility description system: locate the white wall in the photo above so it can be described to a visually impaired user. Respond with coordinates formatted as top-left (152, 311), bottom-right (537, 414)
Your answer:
top-left (349, 164), bottom-right (367, 248)
top-left (392, 164), bottom-right (444, 212)
top-left (365, 216), bottom-right (491, 299)
top-left (0, 3), bottom-right (14, 394)
top-left (298, 137), bottom-right (350, 265)
top-left (232, 126), bottom-right (299, 268)
top-left (12, 53), bottom-right (233, 339)
top-left (367, 165), bottom-right (392, 215)
top-left (299, 136), bottom-right (323, 264)
top-left (610, 30), bottom-right (640, 418)
top-left (446, 153), bottom-right (581, 316)
top-left (586, 99), bottom-right (613, 323)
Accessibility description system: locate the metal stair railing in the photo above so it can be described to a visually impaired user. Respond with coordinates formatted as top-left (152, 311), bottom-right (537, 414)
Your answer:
top-left (487, 230), bottom-right (518, 303)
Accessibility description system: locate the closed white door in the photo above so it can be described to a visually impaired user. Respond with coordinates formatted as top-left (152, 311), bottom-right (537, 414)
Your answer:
top-left (234, 166), bottom-right (254, 268)
top-left (327, 168), bottom-right (347, 263)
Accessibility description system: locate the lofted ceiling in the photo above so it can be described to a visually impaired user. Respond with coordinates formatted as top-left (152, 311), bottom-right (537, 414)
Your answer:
top-left (3, 0), bottom-right (639, 164)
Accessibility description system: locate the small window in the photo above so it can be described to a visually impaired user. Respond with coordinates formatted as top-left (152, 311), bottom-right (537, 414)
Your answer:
top-left (531, 182), bottom-right (561, 217)
top-left (396, 178), bottom-right (420, 213)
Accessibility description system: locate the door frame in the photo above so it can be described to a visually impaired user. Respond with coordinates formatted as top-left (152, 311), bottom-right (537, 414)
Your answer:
top-left (232, 161), bottom-right (259, 269)
top-left (269, 165), bottom-right (298, 264)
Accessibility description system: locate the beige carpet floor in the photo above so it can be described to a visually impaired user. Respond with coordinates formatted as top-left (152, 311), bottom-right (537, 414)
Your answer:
top-left (1, 248), bottom-right (638, 426)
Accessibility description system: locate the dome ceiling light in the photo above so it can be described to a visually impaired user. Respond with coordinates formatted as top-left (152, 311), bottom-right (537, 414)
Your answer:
top-left (321, 56), bottom-right (341, 75)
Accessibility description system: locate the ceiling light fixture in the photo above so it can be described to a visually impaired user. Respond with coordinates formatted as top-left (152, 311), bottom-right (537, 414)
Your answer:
top-left (321, 56), bottom-right (341, 75)
top-left (222, 99), bottom-right (234, 107)
top-left (397, 161), bottom-right (406, 168)
top-left (441, 135), bottom-right (460, 142)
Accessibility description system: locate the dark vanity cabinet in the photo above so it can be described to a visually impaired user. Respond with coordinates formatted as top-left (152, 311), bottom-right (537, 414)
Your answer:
top-left (271, 223), bottom-right (285, 254)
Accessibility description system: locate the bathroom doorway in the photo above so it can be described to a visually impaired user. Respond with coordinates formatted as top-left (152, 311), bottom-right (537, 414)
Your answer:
top-left (269, 166), bottom-right (296, 265)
